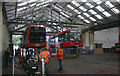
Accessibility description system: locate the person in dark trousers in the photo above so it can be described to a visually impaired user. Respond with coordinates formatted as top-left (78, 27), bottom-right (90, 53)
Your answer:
top-left (57, 47), bottom-right (63, 72)
top-left (39, 48), bottom-right (51, 76)
top-left (5, 48), bottom-right (11, 68)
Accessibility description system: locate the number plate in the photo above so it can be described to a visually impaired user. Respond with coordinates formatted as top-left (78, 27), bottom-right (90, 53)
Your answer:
top-left (32, 67), bottom-right (37, 69)
top-left (35, 43), bottom-right (40, 46)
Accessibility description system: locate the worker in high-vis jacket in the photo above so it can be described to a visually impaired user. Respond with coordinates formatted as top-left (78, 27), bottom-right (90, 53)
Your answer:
top-left (57, 47), bottom-right (63, 72)
top-left (39, 48), bottom-right (50, 76)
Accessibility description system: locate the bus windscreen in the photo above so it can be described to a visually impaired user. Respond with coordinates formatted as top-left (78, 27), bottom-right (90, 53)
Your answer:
top-left (29, 27), bottom-right (45, 43)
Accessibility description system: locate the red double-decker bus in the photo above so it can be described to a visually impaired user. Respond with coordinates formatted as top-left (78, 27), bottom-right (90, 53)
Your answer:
top-left (115, 43), bottom-right (120, 53)
top-left (49, 29), bottom-right (83, 48)
top-left (22, 26), bottom-right (46, 48)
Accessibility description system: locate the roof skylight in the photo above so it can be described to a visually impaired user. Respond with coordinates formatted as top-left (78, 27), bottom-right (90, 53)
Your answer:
top-left (36, 0), bottom-right (52, 7)
top-left (116, 0), bottom-right (120, 3)
top-left (102, 11), bottom-right (111, 17)
top-left (18, 2), bottom-right (27, 6)
top-left (84, 19), bottom-right (90, 23)
top-left (79, 6), bottom-right (87, 11)
top-left (89, 9), bottom-right (97, 15)
top-left (67, 4), bottom-right (80, 14)
top-left (111, 7), bottom-right (120, 14)
top-left (17, 7), bottom-right (27, 12)
top-left (67, 4), bottom-right (74, 10)
top-left (64, 11), bottom-right (72, 16)
top-left (96, 6), bottom-right (105, 12)
top-left (30, 3), bottom-right (36, 7)
top-left (93, 0), bottom-right (102, 4)
top-left (78, 15), bottom-right (84, 19)
top-left (71, 0), bottom-right (80, 7)
top-left (28, 0), bottom-right (37, 3)
top-left (95, 14), bottom-right (103, 19)
top-left (80, 0), bottom-right (87, 2)
top-left (83, 13), bottom-right (90, 17)
top-left (85, 3), bottom-right (94, 8)
top-left (53, 5), bottom-right (62, 11)
top-left (74, 9), bottom-right (81, 14)
top-left (60, 12), bottom-right (69, 18)
top-left (105, 1), bottom-right (114, 8)
top-left (43, 4), bottom-right (49, 7)
top-left (89, 17), bottom-right (96, 21)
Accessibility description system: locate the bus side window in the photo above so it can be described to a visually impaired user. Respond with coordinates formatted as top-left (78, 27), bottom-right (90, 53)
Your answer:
top-left (65, 33), bottom-right (69, 41)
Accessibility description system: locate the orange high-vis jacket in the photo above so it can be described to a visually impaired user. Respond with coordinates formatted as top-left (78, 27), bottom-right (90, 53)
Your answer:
top-left (57, 48), bottom-right (63, 60)
top-left (39, 50), bottom-right (50, 64)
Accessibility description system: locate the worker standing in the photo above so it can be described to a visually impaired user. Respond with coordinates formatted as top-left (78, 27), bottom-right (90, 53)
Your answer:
top-left (57, 47), bottom-right (63, 72)
top-left (39, 48), bottom-right (50, 76)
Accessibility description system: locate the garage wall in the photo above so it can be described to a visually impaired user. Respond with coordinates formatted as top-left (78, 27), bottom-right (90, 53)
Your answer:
top-left (94, 27), bottom-right (119, 48)
top-left (0, 3), bottom-right (10, 75)
top-left (0, 3), bottom-right (2, 75)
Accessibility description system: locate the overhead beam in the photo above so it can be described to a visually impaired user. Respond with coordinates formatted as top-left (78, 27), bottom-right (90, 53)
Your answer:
top-left (9, 22), bottom-right (78, 32)
top-left (82, 20), bottom-right (119, 32)
top-left (8, 19), bottom-right (83, 25)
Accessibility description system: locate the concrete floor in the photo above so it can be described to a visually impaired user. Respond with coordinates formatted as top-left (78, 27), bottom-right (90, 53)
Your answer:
top-left (48, 53), bottom-right (118, 74)
top-left (2, 53), bottom-right (119, 75)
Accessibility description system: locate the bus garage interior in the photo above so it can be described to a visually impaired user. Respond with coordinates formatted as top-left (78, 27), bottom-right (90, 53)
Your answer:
top-left (0, 0), bottom-right (119, 76)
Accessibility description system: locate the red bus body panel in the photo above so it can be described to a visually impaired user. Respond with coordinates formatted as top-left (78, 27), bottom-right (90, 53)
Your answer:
top-left (25, 26), bottom-right (46, 48)
top-left (49, 29), bottom-right (83, 48)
